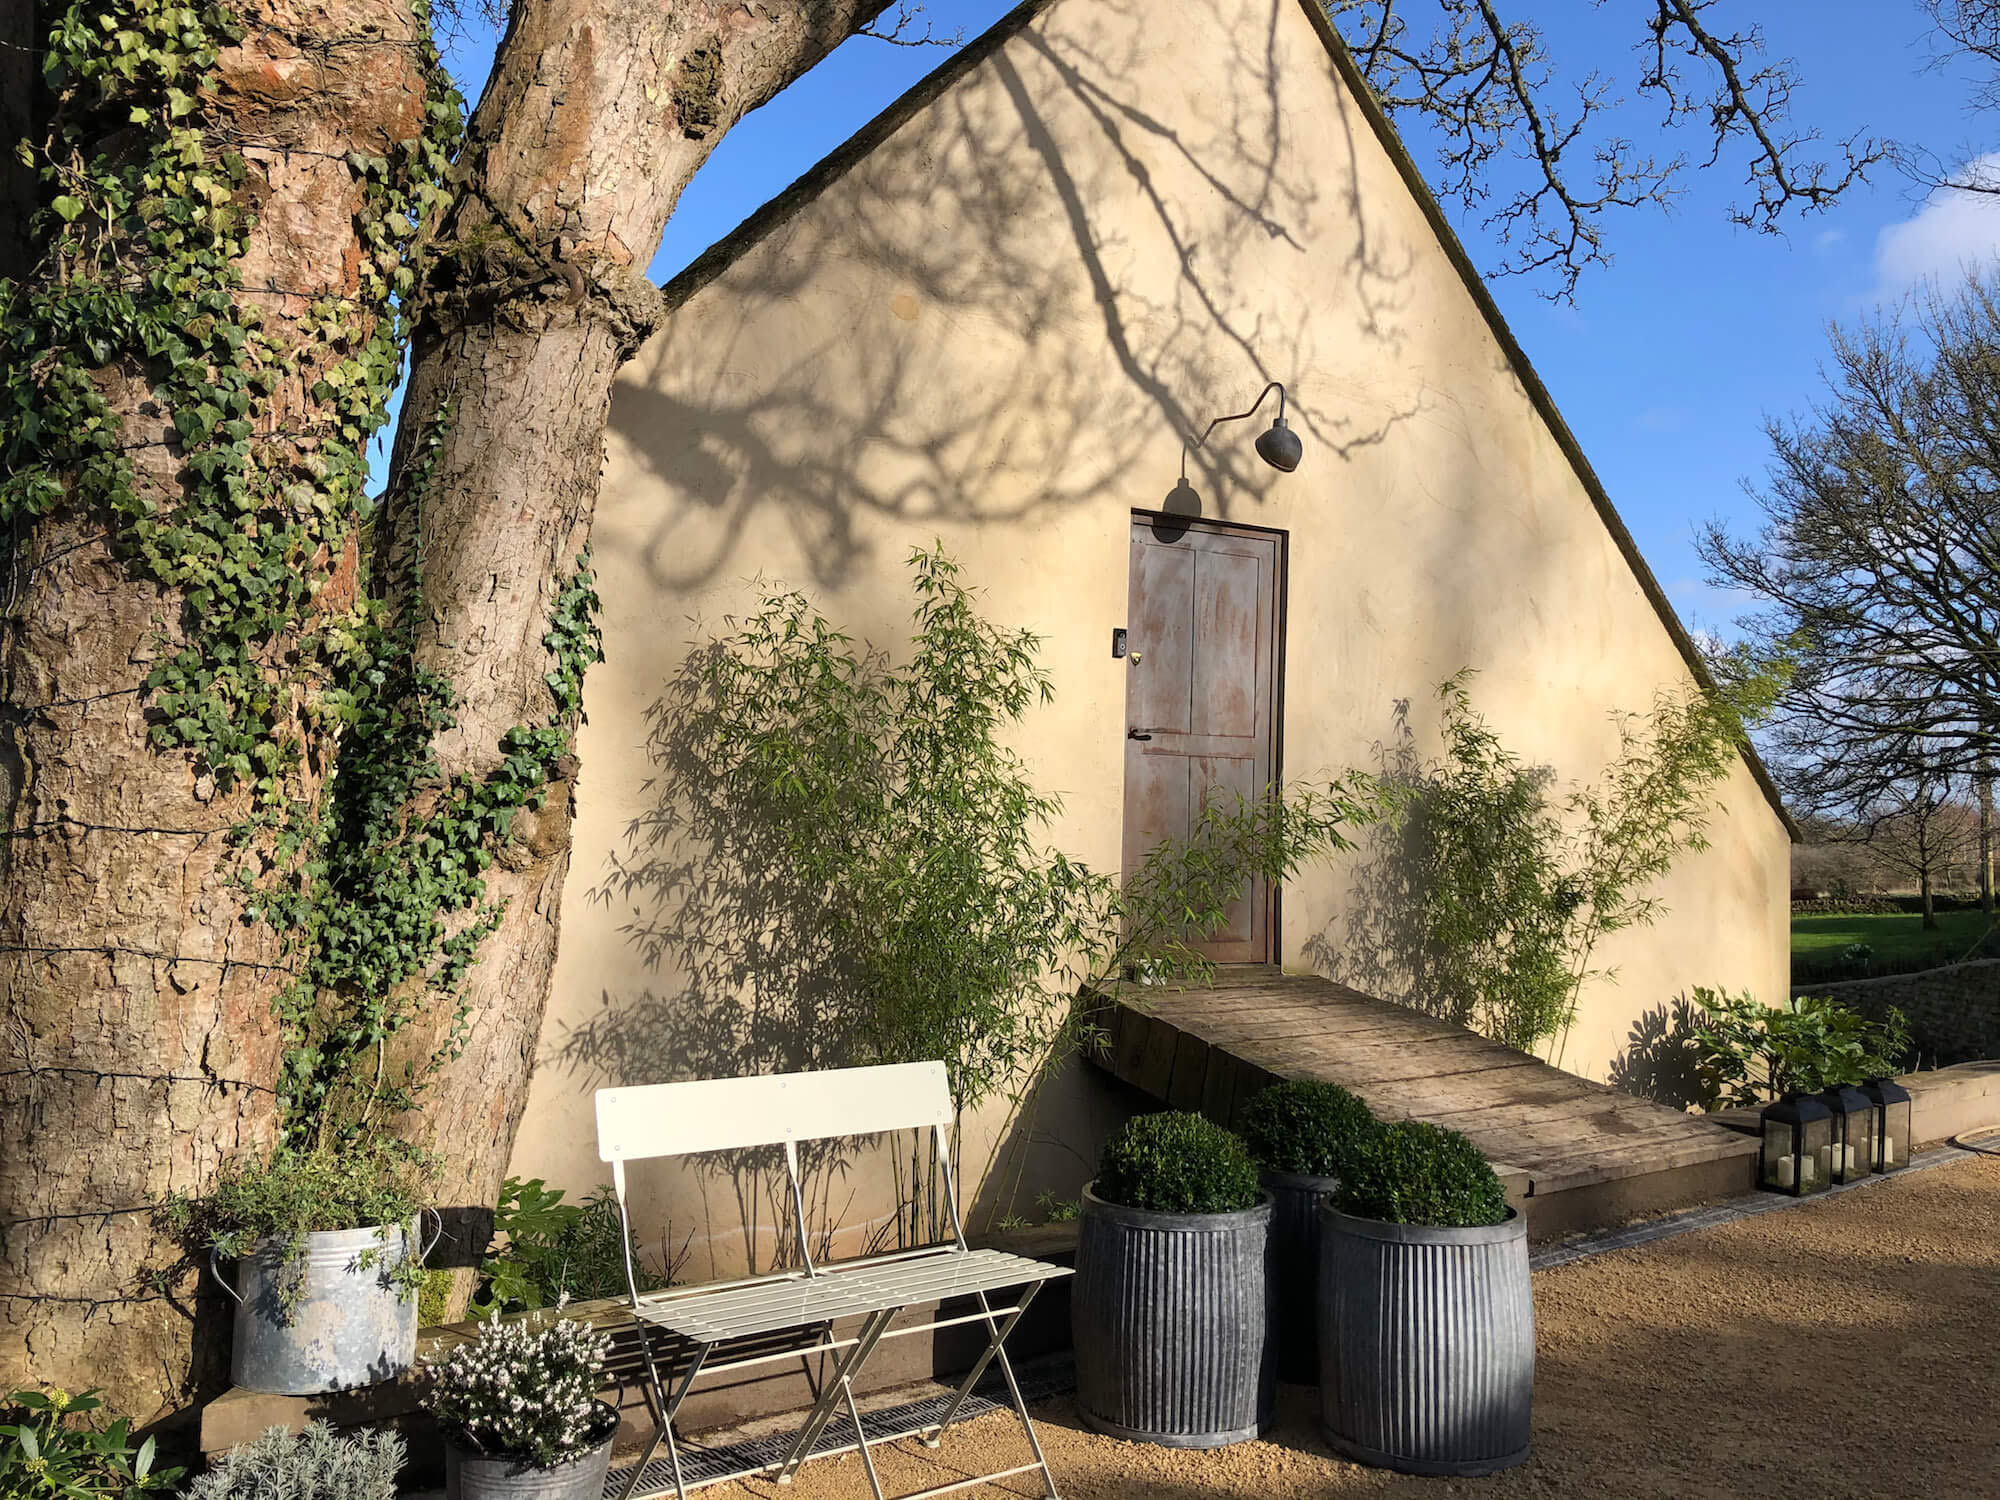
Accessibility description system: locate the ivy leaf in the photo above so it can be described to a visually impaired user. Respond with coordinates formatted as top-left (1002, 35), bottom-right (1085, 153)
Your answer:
top-left (172, 404), bottom-right (216, 443)
top-left (51, 195), bottom-right (85, 222)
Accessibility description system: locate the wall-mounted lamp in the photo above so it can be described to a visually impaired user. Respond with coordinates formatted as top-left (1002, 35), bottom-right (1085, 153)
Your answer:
top-left (1164, 381), bottom-right (1300, 519)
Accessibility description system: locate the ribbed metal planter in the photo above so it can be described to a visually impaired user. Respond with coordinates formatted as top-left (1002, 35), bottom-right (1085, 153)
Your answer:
top-left (1317, 1205), bottom-right (1534, 1476)
top-left (445, 1411), bottom-right (617, 1500)
top-left (1072, 1182), bottom-right (1273, 1448)
top-left (215, 1217), bottom-right (431, 1395)
top-left (1261, 1169), bottom-right (1338, 1384)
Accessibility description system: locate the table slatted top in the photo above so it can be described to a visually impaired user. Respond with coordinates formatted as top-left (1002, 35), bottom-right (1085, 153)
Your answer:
top-left (633, 1248), bottom-right (1071, 1344)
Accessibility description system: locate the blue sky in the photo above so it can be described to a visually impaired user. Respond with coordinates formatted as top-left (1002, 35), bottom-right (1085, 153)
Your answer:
top-left (417, 0), bottom-right (2000, 636)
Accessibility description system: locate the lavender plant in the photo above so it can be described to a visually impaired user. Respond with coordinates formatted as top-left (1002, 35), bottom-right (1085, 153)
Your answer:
top-left (424, 1306), bottom-right (616, 1468)
top-left (183, 1422), bottom-right (401, 1500)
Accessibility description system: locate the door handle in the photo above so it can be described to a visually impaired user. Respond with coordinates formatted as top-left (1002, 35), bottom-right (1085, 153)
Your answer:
top-left (1127, 728), bottom-right (1153, 741)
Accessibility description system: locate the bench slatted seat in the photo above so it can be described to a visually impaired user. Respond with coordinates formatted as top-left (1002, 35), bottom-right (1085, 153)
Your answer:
top-left (598, 1063), bottom-right (1071, 1500)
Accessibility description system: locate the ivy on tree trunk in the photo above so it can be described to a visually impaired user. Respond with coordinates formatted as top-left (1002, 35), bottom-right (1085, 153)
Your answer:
top-left (0, 0), bottom-right (444, 1411)
top-left (376, 0), bottom-right (895, 1313)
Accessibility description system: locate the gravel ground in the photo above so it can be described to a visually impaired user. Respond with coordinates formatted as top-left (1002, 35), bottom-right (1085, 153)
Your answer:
top-left (696, 1154), bottom-right (2000, 1500)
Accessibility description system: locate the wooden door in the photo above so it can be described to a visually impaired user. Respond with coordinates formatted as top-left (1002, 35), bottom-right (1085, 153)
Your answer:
top-left (1122, 517), bottom-right (1283, 963)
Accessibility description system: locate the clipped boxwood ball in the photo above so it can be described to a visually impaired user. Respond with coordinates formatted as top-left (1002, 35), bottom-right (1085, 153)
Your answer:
top-left (1334, 1119), bottom-right (1509, 1228)
top-left (1239, 1080), bottom-right (1376, 1178)
top-left (1093, 1111), bottom-right (1262, 1215)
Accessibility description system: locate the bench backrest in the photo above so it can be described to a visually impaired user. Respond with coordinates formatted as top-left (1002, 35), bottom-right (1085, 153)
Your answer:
top-left (595, 1061), bottom-right (953, 1164)
top-left (594, 1062), bottom-right (959, 1289)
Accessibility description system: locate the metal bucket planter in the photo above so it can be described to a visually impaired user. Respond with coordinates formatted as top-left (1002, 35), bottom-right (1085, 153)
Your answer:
top-left (1261, 1169), bottom-right (1338, 1384)
top-left (213, 1213), bottom-right (438, 1395)
top-left (445, 1407), bottom-right (618, 1500)
top-left (1072, 1182), bottom-right (1273, 1448)
top-left (1317, 1204), bottom-right (1534, 1476)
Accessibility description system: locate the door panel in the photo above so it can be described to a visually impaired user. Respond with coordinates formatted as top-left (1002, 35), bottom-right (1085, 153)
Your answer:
top-left (1191, 752), bottom-right (1258, 947)
top-left (1127, 543), bottom-right (1195, 735)
top-left (1192, 549), bottom-right (1261, 738)
top-left (1122, 519), bottom-right (1282, 964)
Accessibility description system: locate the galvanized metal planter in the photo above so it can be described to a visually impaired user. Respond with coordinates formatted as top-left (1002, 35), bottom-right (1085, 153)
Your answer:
top-left (1072, 1182), bottom-right (1273, 1449)
top-left (213, 1214), bottom-right (437, 1395)
top-left (1261, 1168), bottom-right (1338, 1384)
top-left (1317, 1204), bottom-right (1534, 1477)
top-left (445, 1408), bottom-right (618, 1500)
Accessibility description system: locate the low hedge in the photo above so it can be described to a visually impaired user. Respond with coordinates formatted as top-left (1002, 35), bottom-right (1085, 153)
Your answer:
top-left (1334, 1120), bottom-right (1509, 1229)
top-left (1789, 898), bottom-right (1903, 916)
top-left (1792, 894), bottom-right (1990, 917)
top-left (1093, 1112), bottom-right (1262, 1215)
top-left (1239, 1080), bottom-right (1376, 1179)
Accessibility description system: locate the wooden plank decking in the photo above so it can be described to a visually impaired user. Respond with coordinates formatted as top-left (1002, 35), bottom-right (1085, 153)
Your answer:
top-left (1089, 967), bottom-right (1758, 1216)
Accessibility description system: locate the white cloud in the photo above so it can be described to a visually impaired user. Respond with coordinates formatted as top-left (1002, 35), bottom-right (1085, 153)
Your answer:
top-left (1813, 229), bottom-right (1845, 254)
top-left (1874, 154), bottom-right (2000, 294)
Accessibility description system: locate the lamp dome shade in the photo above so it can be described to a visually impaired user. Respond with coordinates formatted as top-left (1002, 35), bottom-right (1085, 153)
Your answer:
top-left (1255, 417), bottom-right (1301, 472)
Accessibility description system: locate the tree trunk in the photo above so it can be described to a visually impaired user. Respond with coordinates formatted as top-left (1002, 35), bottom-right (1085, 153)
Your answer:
top-left (0, 0), bottom-right (31, 283)
top-left (383, 0), bottom-right (892, 1298)
top-left (1980, 767), bottom-right (1994, 918)
top-left (1921, 869), bottom-right (1936, 930)
top-left (0, 0), bottom-right (428, 1415)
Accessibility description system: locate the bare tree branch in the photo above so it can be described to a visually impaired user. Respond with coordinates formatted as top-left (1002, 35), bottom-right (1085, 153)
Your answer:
top-left (857, 3), bottom-right (962, 48)
top-left (1903, 2), bottom-right (2000, 193)
top-left (1327, 1), bottom-right (1886, 299)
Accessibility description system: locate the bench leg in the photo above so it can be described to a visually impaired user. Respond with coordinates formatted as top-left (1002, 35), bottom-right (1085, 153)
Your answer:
top-left (840, 1362), bottom-right (889, 1500)
top-left (921, 1282), bottom-right (1041, 1449)
top-left (921, 1288), bottom-right (1059, 1500)
top-left (620, 1338), bottom-right (711, 1500)
top-left (774, 1306), bottom-right (897, 1485)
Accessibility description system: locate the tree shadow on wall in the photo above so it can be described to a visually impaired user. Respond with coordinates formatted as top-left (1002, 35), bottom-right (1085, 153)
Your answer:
top-left (1302, 696), bottom-right (1432, 1014)
top-left (549, 641), bottom-right (901, 1275)
top-left (612, 0), bottom-right (1424, 595)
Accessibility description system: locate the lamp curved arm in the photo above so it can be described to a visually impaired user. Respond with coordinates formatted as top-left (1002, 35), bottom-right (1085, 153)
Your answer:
top-left (1181, 381), bottom-right (1287, 478)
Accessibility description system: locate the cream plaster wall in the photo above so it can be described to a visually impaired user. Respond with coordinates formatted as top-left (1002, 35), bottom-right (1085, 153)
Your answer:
top-left (506, 0), bottom-right (1792, 1275)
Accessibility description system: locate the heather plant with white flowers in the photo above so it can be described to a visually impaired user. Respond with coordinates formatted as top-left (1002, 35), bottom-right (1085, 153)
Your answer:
top-left (424, 1304), bottom-right (616, 1468)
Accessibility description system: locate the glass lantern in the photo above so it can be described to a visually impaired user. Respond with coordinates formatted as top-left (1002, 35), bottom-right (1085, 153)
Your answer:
top-left (1863, 1076), bottom-right (1913, 1172)
top-left (1759, 1093), bottom-right (1834, 1196)
top-left (1818, 1084), bottom-right (1876, 1184)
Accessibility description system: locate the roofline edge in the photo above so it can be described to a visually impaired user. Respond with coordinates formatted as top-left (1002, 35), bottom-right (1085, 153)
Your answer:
top-left (1286, 0), bottom-right (1797, 842)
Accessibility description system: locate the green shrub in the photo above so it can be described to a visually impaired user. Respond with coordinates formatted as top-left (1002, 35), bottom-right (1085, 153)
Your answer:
top-left (1335, 1120), bottom-right (1509, 1228)
top-left (1368, 667), bottom-right (1775, 1057)
top-left (1689, 989), bottom-right (1911, 1106)
top-left (163, 1140), bottom-right (436, 1312)
top-left (183, 1422), bottom-right (401, 1500)
top-left (0, 1387), bottom-right (181, 1497)
top-left (1093, 1112), bottom-right (1261, 1215)
top-left (473, 1177), bottom-right (660, 1315)
top-left (1239, 1081), bottom-right (1376, 1178)
top-left (679, 549), bottom-right (1387, 1243)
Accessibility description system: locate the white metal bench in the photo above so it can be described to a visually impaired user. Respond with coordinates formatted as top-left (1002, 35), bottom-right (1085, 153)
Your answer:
top-left (597, 1062), bottom-right (1072, 1500)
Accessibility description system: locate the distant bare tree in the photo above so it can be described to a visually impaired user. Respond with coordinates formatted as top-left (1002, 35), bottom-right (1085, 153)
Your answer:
top-left (1855, 767), bottom-right (1981, 928)
top-left (1790, 818), bottom-right (1890, 898)
top-left (1700, 275), bottom-right (2000, 845)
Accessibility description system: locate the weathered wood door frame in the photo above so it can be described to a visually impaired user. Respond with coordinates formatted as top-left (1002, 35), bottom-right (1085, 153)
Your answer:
top-left (1122, 510), bottom-right (1289, 963)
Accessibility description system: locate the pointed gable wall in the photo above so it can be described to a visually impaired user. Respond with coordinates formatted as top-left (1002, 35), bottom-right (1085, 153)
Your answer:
top-left (510, 0), bottom-right (1790, 1255)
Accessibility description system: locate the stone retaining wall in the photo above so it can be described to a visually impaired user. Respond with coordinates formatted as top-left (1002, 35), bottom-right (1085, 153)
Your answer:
top-left (1794, 961), bottom-right (2000, 1068)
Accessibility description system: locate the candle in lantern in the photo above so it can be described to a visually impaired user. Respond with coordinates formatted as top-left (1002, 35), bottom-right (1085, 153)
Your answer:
top-left (1775, 1156), bottom-right (1795, 1188)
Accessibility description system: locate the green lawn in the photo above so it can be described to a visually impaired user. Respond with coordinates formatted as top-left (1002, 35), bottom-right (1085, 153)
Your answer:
top-left (1791, 909), bottom-right (1997, 965)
